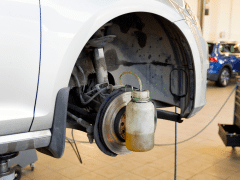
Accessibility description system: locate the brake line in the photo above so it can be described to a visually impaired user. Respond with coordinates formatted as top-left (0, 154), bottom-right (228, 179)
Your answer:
top-left (119, 71), bottom-right (143, 91)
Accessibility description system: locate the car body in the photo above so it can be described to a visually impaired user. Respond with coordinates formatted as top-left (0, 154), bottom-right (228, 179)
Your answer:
top-left (207, 41), bottom-right (240, 86)
top-left (0, 0), bottom-right (208, 158)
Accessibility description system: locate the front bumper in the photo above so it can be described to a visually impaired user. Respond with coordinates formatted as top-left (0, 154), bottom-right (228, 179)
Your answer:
top-left (207, 72), bottom-right (219, 81)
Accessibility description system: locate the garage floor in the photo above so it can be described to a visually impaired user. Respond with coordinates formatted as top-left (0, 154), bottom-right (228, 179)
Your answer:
top-left (20, 80), bottom-right (240, 180)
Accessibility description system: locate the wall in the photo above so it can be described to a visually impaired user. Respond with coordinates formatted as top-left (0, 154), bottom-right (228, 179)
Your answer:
top-left (184, 0), bottom-right (240, 43)
top-left (202, 0), bottom-right (240, 42)
top-left (184, 0), bottom-right (199, 16)
top-left (230, 0), bottom-right (240, 41)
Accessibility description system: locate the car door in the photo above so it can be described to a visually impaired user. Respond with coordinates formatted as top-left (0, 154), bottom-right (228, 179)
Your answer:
top-left (235, 54), bottom-right (240, 73)
top-left (229, 44), bottom-right (240, 73)
top-left (219, 43), bottom-right (232, 68)
top-left (0, 0), bottom-right (40, 135)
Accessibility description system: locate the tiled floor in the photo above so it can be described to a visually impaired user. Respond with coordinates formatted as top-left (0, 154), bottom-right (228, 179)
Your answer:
top-left (21, 81), bottom-right (240, 180)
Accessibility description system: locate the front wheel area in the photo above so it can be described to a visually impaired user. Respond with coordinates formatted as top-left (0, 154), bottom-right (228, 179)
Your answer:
top-left (217, 68), bottom-right (230, 87)
top-left (66, 12), bottom-right (197, 156)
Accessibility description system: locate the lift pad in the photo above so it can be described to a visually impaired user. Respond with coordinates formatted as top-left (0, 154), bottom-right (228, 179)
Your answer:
top-left (218, 83), bottom-right (240, 147)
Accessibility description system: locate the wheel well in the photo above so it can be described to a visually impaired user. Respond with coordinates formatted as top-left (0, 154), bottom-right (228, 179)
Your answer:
top-left (70, 12), bottom-right (195, 117)
top-left (222, 65), bottom-right (232, 76)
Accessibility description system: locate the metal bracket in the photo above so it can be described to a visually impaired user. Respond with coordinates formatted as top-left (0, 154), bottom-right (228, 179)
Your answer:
top-left (157, 109), bottom-right (183, 123)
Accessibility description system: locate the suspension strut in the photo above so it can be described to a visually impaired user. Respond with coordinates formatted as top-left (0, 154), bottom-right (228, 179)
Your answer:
top-left (86, 24), bottom-right (116, 84)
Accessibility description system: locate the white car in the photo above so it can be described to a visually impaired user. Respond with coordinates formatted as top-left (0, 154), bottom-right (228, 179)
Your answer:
top-left (0, 0), bottom-right (208, 159)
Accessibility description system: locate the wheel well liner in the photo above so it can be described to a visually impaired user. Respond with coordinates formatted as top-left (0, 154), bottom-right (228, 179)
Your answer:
top-left (70, 12), bottom-right (195, 117)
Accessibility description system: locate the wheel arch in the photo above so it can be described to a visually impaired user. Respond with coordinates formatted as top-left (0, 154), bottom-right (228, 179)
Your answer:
top-left (221, 64), bottom-right (232, 77)
top-left (60, 6), bottom-right (186, 89)
top-left (66, 11), bottom-right (197, 118)
top-left (31, 1), bottom-right (200, 132)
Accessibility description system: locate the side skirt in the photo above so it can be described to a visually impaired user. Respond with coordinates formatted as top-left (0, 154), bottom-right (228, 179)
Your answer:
top-left (0, 130), bottom-right (51, 154)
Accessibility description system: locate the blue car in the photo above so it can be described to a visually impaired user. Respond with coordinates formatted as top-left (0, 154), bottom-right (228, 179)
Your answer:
top-left (207, 41), bottom-right (240, 86)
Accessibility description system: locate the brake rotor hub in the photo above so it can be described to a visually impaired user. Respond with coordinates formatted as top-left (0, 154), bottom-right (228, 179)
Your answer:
top-left (119, 113), bottom-right (126, 140)
top-left (94, 89), bottom-right (132, 156)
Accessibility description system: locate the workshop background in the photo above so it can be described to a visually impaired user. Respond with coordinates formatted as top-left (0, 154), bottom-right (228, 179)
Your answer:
top-left (20, 1), bottom-right (240, 180)
top-left (186, 0), bottom-right (240, 42)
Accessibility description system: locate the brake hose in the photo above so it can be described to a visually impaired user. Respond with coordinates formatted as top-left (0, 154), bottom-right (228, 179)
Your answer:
top-left (119, 71), bottom-right (143, 91)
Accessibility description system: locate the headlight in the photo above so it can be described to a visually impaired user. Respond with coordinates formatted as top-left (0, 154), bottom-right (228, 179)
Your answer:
top-left (185, 3), bottom-right (202, 33)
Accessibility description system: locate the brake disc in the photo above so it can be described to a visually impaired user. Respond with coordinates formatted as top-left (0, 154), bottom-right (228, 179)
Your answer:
top-left (94, 89), bottom-right (132, 156)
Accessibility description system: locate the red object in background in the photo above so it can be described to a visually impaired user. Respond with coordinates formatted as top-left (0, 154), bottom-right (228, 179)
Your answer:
top-left (209, 57), bottom-right (218, 62)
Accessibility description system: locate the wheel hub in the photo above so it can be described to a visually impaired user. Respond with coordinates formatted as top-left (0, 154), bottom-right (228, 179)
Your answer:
top-left (221, 70), bottom-right (230, 86)
top-left (119, 113), bottom-right (126, 140)
top-left (94, 89), bottom-right (132, 156)
top-left (102, 92), bottom-right (132, 155)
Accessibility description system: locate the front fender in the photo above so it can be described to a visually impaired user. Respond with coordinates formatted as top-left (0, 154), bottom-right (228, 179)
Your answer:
top-left (31, 0), bottom-right (193, 131)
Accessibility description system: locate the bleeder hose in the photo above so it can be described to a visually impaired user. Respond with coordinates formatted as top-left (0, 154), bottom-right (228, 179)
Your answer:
top-left (119, 71), bottom-right (143, 91)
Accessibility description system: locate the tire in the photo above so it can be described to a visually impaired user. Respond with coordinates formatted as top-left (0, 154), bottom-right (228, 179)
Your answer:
top-left (217, 68), bottom-right (230, 87)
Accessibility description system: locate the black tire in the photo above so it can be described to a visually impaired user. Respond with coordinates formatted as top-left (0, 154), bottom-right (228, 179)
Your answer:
top-left (217, 68), bottom-right (230, 87)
